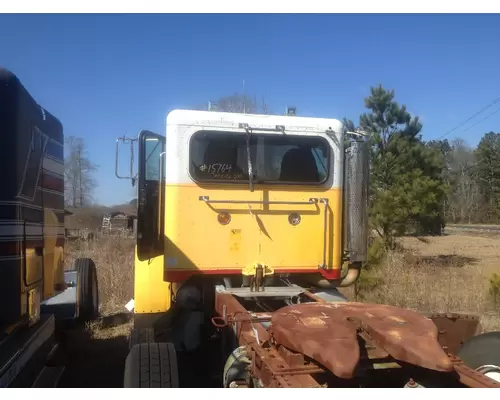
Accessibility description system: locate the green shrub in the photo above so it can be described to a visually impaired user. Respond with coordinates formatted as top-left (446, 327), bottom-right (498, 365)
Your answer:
top-left (489, 273), bottom-right (500, 309)
top-left (354, 237), bottom-right (386, 301)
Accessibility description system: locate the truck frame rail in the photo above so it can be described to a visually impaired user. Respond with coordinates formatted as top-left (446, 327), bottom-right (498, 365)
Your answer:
top-left (212, 287), bottom-right (500, 388)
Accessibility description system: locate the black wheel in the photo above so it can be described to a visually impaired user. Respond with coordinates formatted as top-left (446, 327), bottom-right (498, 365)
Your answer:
top-left (124, 343), bottom-right (179, 388)
top-left (75, 258), bottom-right (99, 322)
top-left (129, 328), bottom-right (155, 349)
top-left (223, 346), bottom-right (251, 388)
top-left (456, 331), bottom-right (500, 383)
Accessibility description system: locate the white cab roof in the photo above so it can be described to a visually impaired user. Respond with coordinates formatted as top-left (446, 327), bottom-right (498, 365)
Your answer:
top-left (166, 109), bottom-right (343, 134)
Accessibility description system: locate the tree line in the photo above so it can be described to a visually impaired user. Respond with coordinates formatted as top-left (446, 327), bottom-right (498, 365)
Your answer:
top-left (428, 133), bottom-right (500, 225)
top-left (344, 85), bottom-right (500, 248)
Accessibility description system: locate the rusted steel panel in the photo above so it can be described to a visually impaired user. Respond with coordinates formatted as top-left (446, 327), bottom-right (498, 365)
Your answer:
top-left (449, 355), bottom-right (500, 388)
top-left (215, 292), bottom-right (321, 388)
top-left (269, 302), bottom-right (454, 379)
top-left (214, 292), bottom-right (269, 344)
top-left (425, 313), bottom-right (480, 355)
top-left (214, 292), bottom-right (498, 388)
top-left (250, 346), bottom-right (322, 388)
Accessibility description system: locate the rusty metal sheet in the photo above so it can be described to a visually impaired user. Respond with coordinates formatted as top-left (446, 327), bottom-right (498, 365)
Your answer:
top-left (269, 302), bottom-right (454, 379)
top-left (449, 355), bottom-right (500, 388)
top-left (251, 346), bottom-right (322, 387)
top-left (215, 292), bottom-right (270, 345)
top-left (215, 292), bottom-right (320, 387)
top-left (425, 313), bottom-right (480, 355)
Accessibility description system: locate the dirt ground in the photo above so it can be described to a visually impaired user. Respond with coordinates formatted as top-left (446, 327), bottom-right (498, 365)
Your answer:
top-left (57, 315), bottom-right (132, 388)
top-left (399, 231), bottom-right (500, 278)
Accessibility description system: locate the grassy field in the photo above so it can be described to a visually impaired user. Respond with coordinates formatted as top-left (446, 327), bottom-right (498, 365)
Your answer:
top-left (58, 229), bottom-right (500, 386)
top-left (64, 235), bottom-right (135, 315)
top-left (340, 231), bottom-right (500, 332)
top-left (59, 236), bottom-right (135, 388)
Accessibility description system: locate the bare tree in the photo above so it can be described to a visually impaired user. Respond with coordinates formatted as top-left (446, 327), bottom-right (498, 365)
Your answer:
top-left (203, 93), bottom-right (271, 115)
top-left (447, 139), bottom-right (482, 223)
top-left (64, 136), bottom-right (99, 208)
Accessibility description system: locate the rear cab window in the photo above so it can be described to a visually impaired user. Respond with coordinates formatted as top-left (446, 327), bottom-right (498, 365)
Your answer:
top-left (189, 131), bottom-right (330, 185)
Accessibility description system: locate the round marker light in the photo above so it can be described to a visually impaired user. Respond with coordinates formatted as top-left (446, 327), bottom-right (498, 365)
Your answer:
top-left (288, 213), bottom-right (301, 226)
top-left (218, 212), bottom-right (231, 225)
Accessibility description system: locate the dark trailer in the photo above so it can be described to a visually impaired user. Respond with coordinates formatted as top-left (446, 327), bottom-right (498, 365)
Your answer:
top-left (0, 68), bottom-right (99, 388)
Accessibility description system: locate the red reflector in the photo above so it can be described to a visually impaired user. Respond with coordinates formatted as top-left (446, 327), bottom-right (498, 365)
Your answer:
top-left (288, 213), bottom-right (301, 225)
top-left (218, 212), bottom-right (231, 225)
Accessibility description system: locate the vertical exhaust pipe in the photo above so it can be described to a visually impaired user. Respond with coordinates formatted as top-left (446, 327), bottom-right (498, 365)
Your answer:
top-left (344, 139), bottom-right (369, 264)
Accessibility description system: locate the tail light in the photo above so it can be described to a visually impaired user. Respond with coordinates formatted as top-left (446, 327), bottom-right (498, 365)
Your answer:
top-left (218, 212), bottom-right (231, 225)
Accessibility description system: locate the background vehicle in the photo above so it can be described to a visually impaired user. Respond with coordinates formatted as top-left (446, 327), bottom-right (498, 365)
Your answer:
top-left (116, 109), bottom-right (500, 388)
top-left (0, 68), bottom-right (99, 388)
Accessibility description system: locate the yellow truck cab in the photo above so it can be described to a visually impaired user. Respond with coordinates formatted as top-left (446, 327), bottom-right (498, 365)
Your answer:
top-left (126, 110), bottom-right (368, 325)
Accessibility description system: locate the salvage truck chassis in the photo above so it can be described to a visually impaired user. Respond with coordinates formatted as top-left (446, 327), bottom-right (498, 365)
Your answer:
top-left (126, 283), bottom-right (500, 388)
top-left (121, 110), bottom-right (500, 389)
top-left (213, 287), bottom-right (499, 388)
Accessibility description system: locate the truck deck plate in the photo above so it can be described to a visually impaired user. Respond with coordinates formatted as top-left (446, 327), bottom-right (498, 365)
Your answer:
top-left (217, 286), bottom-right (305, 298)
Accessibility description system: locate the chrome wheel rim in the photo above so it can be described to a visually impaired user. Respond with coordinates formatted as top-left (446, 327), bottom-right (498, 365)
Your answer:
top-left (476, 365), bottom-right (500, 383)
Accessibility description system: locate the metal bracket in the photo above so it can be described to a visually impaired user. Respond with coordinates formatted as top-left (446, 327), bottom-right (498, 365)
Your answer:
top-left (219, 286), bottom-right (305, 299)
top-left (238, 122), bottom-right (286, 133)
top-left (318, 198), bottom-right (329, 270)
top-left (241, 264), bottom-right (274, 292)
top-left (242, 263), bottom-right (274, 277)
top-left (115, 136), bottom-right (139, 186)
top-left (199, 196), bottom-right (320, 205)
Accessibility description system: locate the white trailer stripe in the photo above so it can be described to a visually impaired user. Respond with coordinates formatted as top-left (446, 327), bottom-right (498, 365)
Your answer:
top-left (0, 226), bottom-right (23, 236)
top-left (25, 225), bottom-right (43, 236)
top-left (44, 226), bottom-right (65, 236)
top-left (0, 225), bottom-right (64, 237)
top-left (38, 187), bottom-right (64, 197)
top-left (0, 201), bottom-right (65, 214)
top-left (42, 157), bottom-right (64, 177)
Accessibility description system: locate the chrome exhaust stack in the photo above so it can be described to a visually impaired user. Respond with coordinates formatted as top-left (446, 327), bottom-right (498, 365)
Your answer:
top-left (344, 138), bottom-right (369, 264)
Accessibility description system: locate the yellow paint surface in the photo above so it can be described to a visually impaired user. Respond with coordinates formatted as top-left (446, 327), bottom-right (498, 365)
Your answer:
top-left (134, 183), bottom-right (343, 314)
top-left (164, 184), bottom-right (343, 273)
top-left (133, 248), bottom-right (172, 313)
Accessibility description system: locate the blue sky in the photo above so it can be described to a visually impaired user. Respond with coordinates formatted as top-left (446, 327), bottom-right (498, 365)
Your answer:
top-left (2, 13), bottom-right (500, 205)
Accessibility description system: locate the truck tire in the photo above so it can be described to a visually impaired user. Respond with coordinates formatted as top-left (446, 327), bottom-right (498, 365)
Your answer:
top-left (456, 331), bottom-right (500, 383)
top-left (124, 343), bottom-right (179, 388)
top-left (75, 258), bottom-right (99, 322)
top-left (129, 328), bottom-right (155, 349)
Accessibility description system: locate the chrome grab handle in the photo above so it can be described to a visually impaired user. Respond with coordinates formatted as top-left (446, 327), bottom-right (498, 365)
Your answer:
top-left (199, 195), bottom-right (330, 272)
top-left (159, 152), bottom-right (166, 182)
top-left (199, 196), bottom-right (321, 205)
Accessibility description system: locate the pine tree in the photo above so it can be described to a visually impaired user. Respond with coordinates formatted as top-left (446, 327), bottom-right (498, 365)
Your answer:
top-left (345, 85), bottom-right (447, 248)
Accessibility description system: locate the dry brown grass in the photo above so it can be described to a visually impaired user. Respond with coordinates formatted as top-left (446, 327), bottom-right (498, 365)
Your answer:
top-left (56, 226), bottom-right (500, 388)
top-left (58, 230), bottom-right (500, 386)
top-left (59, 236), bottom-right (135, 387)
top-left (341, 232), bottom-right (500, 332)
top-left (400, 234), bottom-right (500, 277)
top-left (64, 231), bottom-right (500, 332)
top-left (64, 236), bottom-right (135, 316)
